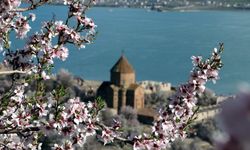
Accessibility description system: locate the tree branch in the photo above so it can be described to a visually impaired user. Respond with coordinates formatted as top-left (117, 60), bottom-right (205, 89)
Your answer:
top-left (10, 0), bottom-right (49, 12)
top-left (0, 70), bottom-right (27, 75)
top-left (96, 122), bottom-right (134, 145)
top-left (0, 127), bottom-right (40, 134)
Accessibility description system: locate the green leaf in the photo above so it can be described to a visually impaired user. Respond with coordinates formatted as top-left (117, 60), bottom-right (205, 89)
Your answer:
top-left (96, 96), bottom-right (105, 111)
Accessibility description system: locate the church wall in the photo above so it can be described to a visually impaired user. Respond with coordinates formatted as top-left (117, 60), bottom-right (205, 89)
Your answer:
top-left (117, 89), bottom-right (127, 112)
top-left (112, 88), bottom-right (119, 109)
top-left (120, 73), bottom-right (135, 87)
top-left (111, 72), bottom-right (135, 88)
top-left (134, 87), bottom-right (144, 109)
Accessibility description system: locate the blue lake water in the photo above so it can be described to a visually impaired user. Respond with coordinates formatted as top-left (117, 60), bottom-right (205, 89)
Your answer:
top-left (3, 6), bottom-right (250, 94)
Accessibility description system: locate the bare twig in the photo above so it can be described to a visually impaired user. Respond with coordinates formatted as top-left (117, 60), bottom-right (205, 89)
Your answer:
top-left (0, 70), bottom-right (27, 75)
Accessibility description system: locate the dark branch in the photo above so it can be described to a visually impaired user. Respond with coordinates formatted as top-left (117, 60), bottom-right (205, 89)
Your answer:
top-left (0, 127), bottom-right (40, 134)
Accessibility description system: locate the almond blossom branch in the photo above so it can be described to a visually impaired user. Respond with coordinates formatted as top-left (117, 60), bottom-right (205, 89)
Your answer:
top-left (131, 44), bottom-right (224, 150)
top-left (0, 0), bottom-right (97, 148)
top-left (10, 0), bottom-right (50, 12)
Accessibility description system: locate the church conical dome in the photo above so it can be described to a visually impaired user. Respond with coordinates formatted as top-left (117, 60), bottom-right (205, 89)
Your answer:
top-left (111, 55), bottom-right (134, 73)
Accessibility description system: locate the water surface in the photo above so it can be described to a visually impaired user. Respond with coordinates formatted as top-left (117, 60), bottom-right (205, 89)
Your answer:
top-left (5, 6), bottom-right (250, 94)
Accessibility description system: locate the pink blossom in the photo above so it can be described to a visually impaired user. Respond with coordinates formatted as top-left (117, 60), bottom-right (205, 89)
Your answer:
top-left (15, 16), bottom-right (31, 39)
top-left (53, 144), bottom-right (63, 150)
top-left (7, 0), bottom-right (21, 9)
top-left (191, 55), bottom-right (202, 66)
top-left (101, 129), bottom-right (116, 145)
top-left (42, 71), bottom-right (50, 80)
top-left (10, 85), bottom-right (25, 103)
top-left (27, 143), bottom-right (42, 150)
top-left (29, 13), bottom-right (36, 21)
top-left (53, 45), bottom-right (69, 61)
top-left (85, 120), bottom-right (96, 136)
top-left (55, 21), bottom-right (67, 32)
top-left (77, 16), bottom-right (96, 29)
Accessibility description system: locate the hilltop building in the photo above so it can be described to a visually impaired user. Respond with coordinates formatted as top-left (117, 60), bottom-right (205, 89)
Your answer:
top-left (97, 54), bottom-right (156, 124)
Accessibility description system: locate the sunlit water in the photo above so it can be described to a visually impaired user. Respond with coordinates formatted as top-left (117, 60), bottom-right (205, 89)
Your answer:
top-left (3, 6), bottom-right (250, 94)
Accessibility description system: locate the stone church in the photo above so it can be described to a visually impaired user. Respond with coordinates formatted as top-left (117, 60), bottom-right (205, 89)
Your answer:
top-left (97, 55), bottom-right (145, 112)
top-left (97, 54), bottom-right (157, 124)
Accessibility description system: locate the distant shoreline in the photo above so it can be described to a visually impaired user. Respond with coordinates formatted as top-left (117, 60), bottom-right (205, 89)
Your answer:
top-left (151, 6), bottom-right (250, 12)
top-left (49, 3), bottom-right (250, 12)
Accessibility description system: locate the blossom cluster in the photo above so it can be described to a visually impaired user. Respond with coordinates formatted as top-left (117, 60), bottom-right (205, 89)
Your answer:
top-left (1, 0), bottom-right (96, 80)
top-left (0, 84), bottom-right (44, 149)
top-left (133, 45), bottom-right (224, 150)
top-left (0, 0), bottom-right (100, 149)
top-left (0, 86), bottom-right (121, 149)
top-left (0, 0), bottom-right (26, 51)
